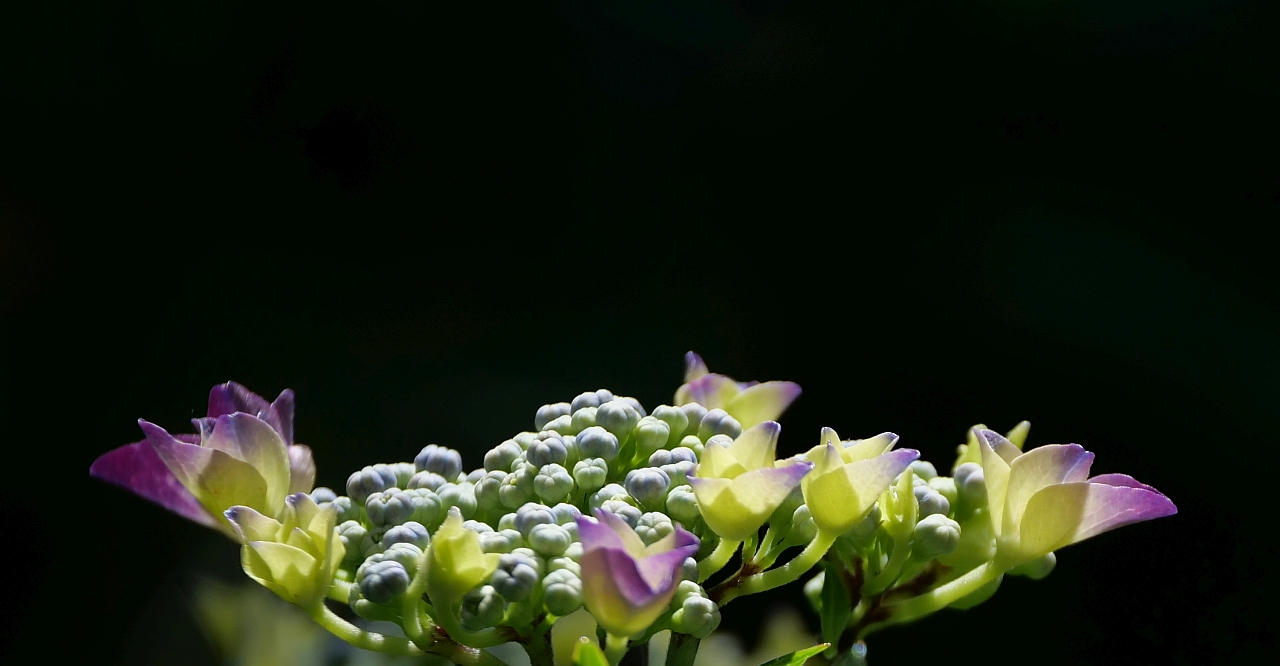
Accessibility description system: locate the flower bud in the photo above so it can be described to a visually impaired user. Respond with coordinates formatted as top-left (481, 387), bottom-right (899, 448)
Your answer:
top-left (570, 407), bottom-right (598, 433)
top-left (529, 523), bottom-right (572, 556)
top-left (679, 403), bottom-right (708, 437)
top-left (651, 405), bottom-right (689, 447)
top-left (535, 403), bottom-right (573, 431)
top-left (337, 520), bottom-right (368, 565)
top-left (528, 436), bottom-right (569, 468)
top-left (310, 487), bottom-right (337, 504)
top-left (365, 489), bottom-right (415, 527)
top-left (660, 460), bottom-right (696, 487)
top-left (392, 462), bottom-right (417, 488)
top-left (912, 514), bottom-right (962, 559)
top-left (550, 502), bottom-right (582, 525)
top-left (699, 409), bottom-right (742, 441)
top-left (403, 488), bottom-right (442, 528)
top-left (671, 594), bottom-right (721, 638)
top-left (479, 529), bottom-right (525, 554)
top-left (474, 470), bottom-right (507, 511)
top-left (491, 550), bottom-right (543, 602)
top-left (347, 465), bottom-right (398, 505)
top-left (543, 568), bottom-right (584, 616)
top-left (329, 495), bottom-right (360, 524)
top-left (382, 521), bottom-right (431, 550)
top-left (407, 471), bottom-right (449, 491)
top-left (680, 556), bottom-right (698, 582)
top-left (954, 462), bottom-right (986, 509)
top-left (415, 445), bottom-right (463, 481)
top-left (542, 414), bottom-right (576, 435)
top-left (788, 504), bottom-right (818, 544)
top-left (1008, 552), bottom-right (1056, 580)
top-left (665, 485), bottom-right (700, 525)
top-left (635, 512), bottom-right (675, 546)
top-left (438, 483), bottom-right (477, 519)
top-left (913, 485), bottom-right (951, 518)
top-left (909, 460), bottom-right (938, 481)
top-left (588, 483), bottom-right (629, 510)
top-left (597, 400), bottom-right (641, 441)
top-left (600, 499), bottom-right (641, 528)
top-left (625, 467), bottom-right (671, 508)
top-left (500, 467), bottom-right (535, 509)
top-left (485, 441), bottom-right (524, 473)
top-left (573, 458), bottom-right (609, 492)
top-left (515, 503), bottom-right (557, 538)
top-left (382, 542), bottom-right (424, 577)
top-left (461, 585), bottom-right (506, 630)
top-left (634, 417), bottom-right (672, 458)
top-left (357, 559), bottom-right (410, 605)
top-left (577, 427), bottom-right (620, 461)
top-left (534, 463), bottom-right (575, 504)
top-left (571, 391), bottom-right (602, 413)
top-left (927, 476), bottom-right (959, 509)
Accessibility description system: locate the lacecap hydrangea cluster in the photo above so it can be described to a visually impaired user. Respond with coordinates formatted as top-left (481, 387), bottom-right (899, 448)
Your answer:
top-left (90, 354), bottom-right (1177, 666)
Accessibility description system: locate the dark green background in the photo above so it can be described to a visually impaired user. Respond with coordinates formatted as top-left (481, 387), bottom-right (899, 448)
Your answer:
top-left (2, 1), bottom-right (1276, 663)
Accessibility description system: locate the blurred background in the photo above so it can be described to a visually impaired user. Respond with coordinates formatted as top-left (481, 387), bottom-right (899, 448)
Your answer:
top-left (2, 0), bottom-right (1277, 663)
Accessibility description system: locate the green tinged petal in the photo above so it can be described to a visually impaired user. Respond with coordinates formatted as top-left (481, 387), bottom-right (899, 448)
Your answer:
top-left (426, 509), bottom-right (502, 604)
top-left (1006, 421), bottom-right (1031, 450)
top-left (725, 382), bottom-right (801, 429)
top-left (977, 430), bottom-right (1013, 538)
top-left (204, 414), bottom-right (292, 515)
top-left (243, 541), bottom-right (318, 604)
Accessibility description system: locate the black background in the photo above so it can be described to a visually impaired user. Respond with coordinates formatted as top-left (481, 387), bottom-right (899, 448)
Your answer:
top-left (2, 1), bottom-right (1277, 663)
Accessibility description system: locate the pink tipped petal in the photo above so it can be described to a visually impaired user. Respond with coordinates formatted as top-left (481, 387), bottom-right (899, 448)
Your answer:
top-left (977, 429), bottom-right (1021, 464)
top-left (224, 505), bottom-right (281, 542)
top-left (730, 421), bottom-right (781, 471)
top-left (596, 509), bottom-right (648, 556)
top-left (684, 352), bottom-right (709, 382)
top-left (576, 514), bottom-right (627, 553)
top-left (676, 373), bottom-right (740, 409)
top-left (1018, 482), bottom-right (1178, 561)
top-left (287, 445), bottom-right (316, 494)
top-left (1088, 473), bottom-right (1161, 493)
top-left (726, 381), bottom-right (802, 428)
top-left (90, 441), bottom-right (218, 528)
top-left (1004, 444), bottom-right (1096, 532)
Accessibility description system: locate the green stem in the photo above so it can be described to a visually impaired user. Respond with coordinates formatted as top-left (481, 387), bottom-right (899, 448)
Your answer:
top-left (750, 526), bottom-right (781, 568)
top-left (523, 631), bottom-right (555, 666)
top-left (860, 561), bottom-right (1003, 635)
top-left (697, 539), bottom-right (742, 582)
top-left (719, 531), bottom-right (836, 605)
top-left (664, 633), bottom-right (700, 666)
top-left (605, 633), bottom-right (630, 666)
top-left (309, 604), bottom-right (424, 656)
top-left (862, 532), bottom-right (910, 597)
top-left (402, 560), bottom-right (433, 648)
top-left (428, 642), bottom-right (516, 666)
top-left (327, 579), bottom-right (354, 604)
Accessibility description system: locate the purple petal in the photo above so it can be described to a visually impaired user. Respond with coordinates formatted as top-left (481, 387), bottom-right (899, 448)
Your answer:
top-left (207, 382), bottom-right (272, 421)
top-left (678, 373), bottom-right (738, 409)
top-left (1088, 473), bottom-right (1160, 493)
top-left (90, 441), bottom-right (217, 528)
top-left (287, 444), bottom-right (316, 494)
top-left (977, 429), bottom-right (1021, 464)
top-left (576, 513), bottom-right (626, 553)
top-left (1019, 481), bottom-right (1178, 557)
top-left (585, 545), bottom-right (678, 609)
top-left (1004, 444), bottom-right (1096, 530)
top-left (684, 352), bottom-right (709, 381)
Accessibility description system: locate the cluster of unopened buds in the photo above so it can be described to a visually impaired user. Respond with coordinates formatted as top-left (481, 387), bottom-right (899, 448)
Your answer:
top-left (92, 354), bottom-right (1176, 666)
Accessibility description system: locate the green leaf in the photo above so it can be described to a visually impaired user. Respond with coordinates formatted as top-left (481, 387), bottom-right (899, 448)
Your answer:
top-left (819, 561), bottom-right (851, 648)
top-left (755, 643), bottom-right (831, 666)
top-left (572, 637), bottom-right (610, 666)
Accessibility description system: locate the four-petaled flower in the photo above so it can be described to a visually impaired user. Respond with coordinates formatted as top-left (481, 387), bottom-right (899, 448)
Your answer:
top-left (688, 421), bottom-right (813, 540)
top-left (576, 509), bottom-right (700, 637)
top-left (973, 428), bottom-right (1177, 569)
top-left (674, 352), bottom-right (801, 429)
top-left (801, 427), bottom-right (920, 535)
top-left (90, 382), bottom-right (316, 538)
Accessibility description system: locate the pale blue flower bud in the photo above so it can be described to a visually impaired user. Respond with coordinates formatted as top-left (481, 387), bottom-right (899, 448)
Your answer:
top-left (665, 485), bottom-right (700, 525)
top-left (479, 529), bottom-right (525, 554)
top-left (573, 458), bottom-right (608, 492)
top-left (513, 432), bottom-right (539, 449)
top-left (913, 514), bottom-right (962, 558)
top-left (699, 409), bottom-right (742, 440)
top-left (347, 465), bottom-right (398, 505)
top-left (366, 489), bottom-right (415, 526)
top-left (614, 396), bottom-right (646, 418)
top-left (954, 462), bottom-right (986, 508)
top-left (408, 471), bottom-right (449, 491)
top-left (651, 446), bottom-right (698, 467)
top-left (393, 462), bottom-right (418, 488)
top-left (528, 436), bottom-right (568, 468)
top-left (679, 403), bottom-right (708, 437)
top-left (438, 483), bottom-right (477, 519)
top-left (310, 487), bottom-right (338, 504)
top-left (382, 521), bottom-right (430, 550)
top-left (500, 466), bottom-right (535, 509)
top-left (565, 541), bottom-right (583, 561)
top-left (547, 556), bottom-right (580, 575)
top-left (542, 568), bottom-right (583, 616)
top-left (671, 594), bottom-right (721, 638)
top-left (625, 467), bottom-right (671, 508)
top-left (361, 527), bottom-right (389, 557)
top-left (1008, 552), bottom-right (1056, 580)
top-left (909, 460), bottom-right (938, 481)
top-left (559, 435), bottom-right (581, 466)
top-left (533, 463), bottom-right (574, 503)
top-left (550, 503), bottom-right (582, 525)
top-left (461, 585), bottom-right (506, 630)
top-left (594, 388), bottom-right (615, 404)
top-left (600, 499), bottom-right (641, 528)
top-left (913, 485), bottom-right (951, 518)
top-left (529, 523), bottom-right (572, 556)
top-left (543, 414), bottom-right (575, 435)
top-left (927, 476), bottom-right (959, 509)
top-left (635, 512), bottom-right (675, 546)
top-left (464, 520), bottom-right (494, 534)
top-left (515, 503), bottom-right (557, 538)
top-left (704, 433), bottom-right (734, 450)
top-left (466, 469), bottom-right (485, 483)
top-left (651, 405), bottom-right (690, 446)
top-left (491, 551), bottom-right (543, 602)
top-left (789, 504), bottom-right (818, 544)
top-left (680, 557), bottom-right (698, 582)
top-left (415, 445), bottom-right (463, 480)
top-left (577, 426), bottom-right (619, 461)
top-left (330, 495), bottom-right (360, 524)
top-left (679, 435), bottom-right (705, 457)
top-left (570, 407), bottom-right (598, 433)
top-left (588, 483), bottom-right (629, 511)
top-left (660, 460), bottom-right (696, 487)
top-left (382, 542), bottom-right (424, 577)
top-left (403, 488), bottom-right (442, 528)
top-left (358, 559), bottom-right (410, 605)
top-left (535, 402), bottom-right (573, 431)
top-left (571, 392), bottom-right (601, 413)
top-left (337, 520), bottom-right (368, 565)
top-left (634, 417), bottom-right (672, 458)
top-left (485, 440), bottom-right (524, 472)
top-left (597, 400), bottom-right (640, 441)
